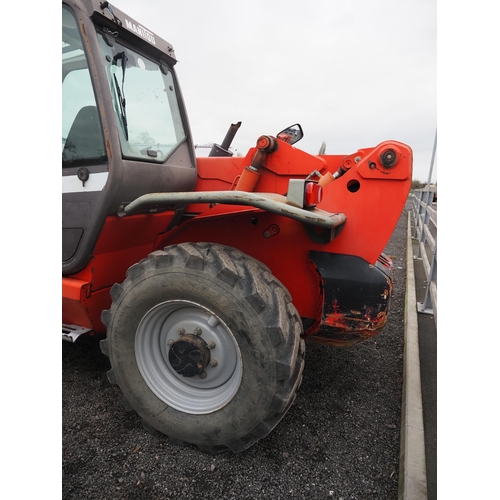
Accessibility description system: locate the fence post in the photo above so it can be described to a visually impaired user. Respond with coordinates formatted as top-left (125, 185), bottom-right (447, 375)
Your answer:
top-left (417, 240), bottom-right (437, 322)
top-left (411, 188), bottom-right (437, 324)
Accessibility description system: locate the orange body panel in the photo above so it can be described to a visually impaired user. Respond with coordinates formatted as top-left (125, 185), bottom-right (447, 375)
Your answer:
top-left (192, 139), bottom-right (412, 265)
top-left (158, 139), bottom-right (411, 330)
top-left (63, 138), bottom-right (412, 337)
top-left (62, 278), bottom-right (92, 329)
top-left (63, 212), bottom-right (176, 333)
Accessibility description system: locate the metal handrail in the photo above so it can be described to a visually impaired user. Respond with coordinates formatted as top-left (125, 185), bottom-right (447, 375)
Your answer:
top-left (411, 189), bottom-right (437, 324)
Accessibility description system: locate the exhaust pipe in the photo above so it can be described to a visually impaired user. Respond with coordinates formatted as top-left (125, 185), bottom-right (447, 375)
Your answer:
top-left (209, 121), bottom-right (242, 157)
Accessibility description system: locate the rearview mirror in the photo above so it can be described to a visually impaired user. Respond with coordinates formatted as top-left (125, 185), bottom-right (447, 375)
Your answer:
top-left (277, 124), bottom-right (303, 145)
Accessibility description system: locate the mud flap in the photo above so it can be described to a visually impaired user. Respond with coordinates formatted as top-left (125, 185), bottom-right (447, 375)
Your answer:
top-left (308, 252), bottom-right (393, 347)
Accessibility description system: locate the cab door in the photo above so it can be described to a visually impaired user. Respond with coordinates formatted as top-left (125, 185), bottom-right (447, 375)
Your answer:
top-left (62, 4), bottom-right (108, 270)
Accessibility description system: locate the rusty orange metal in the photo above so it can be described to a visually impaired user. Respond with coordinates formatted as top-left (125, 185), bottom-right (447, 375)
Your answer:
top-left (63, 135), bottom-right (411, 341)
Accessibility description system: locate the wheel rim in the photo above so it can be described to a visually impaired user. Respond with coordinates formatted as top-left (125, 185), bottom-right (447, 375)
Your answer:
top-left (135, 300), bottom-right (242, 414)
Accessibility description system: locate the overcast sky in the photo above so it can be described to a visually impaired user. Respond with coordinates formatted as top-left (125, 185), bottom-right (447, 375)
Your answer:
top-left (111, 0), bottom-right (437, 182)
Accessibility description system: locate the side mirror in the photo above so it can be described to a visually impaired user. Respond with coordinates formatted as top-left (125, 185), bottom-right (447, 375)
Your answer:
top-left (277, 124), bottom-right (303, 145)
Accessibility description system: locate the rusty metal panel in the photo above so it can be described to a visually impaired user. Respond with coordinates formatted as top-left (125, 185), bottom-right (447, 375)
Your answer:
top-left (308, 252), bottom-right (394, 347)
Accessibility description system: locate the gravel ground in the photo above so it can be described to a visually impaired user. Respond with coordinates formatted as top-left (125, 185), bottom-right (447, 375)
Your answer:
top-left (62, 205), bottom-right (408, 500)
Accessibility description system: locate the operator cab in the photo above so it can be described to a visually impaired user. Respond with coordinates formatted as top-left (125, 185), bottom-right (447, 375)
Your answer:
top-left (62, 0), bottom-right (197, 275)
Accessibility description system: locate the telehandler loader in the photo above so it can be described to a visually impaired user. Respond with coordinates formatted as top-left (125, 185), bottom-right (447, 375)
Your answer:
top-left (62, 0), bottom-right (412, 453)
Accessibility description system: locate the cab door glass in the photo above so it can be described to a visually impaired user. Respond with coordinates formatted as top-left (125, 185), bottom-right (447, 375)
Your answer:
top-left (98, 34), bottom-right (186, 162)
top-left (62, 6), bottom-right (106, 167)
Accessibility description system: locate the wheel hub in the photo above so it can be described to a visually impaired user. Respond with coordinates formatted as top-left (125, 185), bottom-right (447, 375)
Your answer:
top-left (168, 334), bottom-right (211, 377)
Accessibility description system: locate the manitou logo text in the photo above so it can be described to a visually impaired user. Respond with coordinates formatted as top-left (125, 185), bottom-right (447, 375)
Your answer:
top-left (124, 19), bottom-right (156, 45)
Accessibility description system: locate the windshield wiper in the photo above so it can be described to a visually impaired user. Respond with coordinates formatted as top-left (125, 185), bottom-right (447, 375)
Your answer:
top-left (112, 52), bottom-right (129, 140)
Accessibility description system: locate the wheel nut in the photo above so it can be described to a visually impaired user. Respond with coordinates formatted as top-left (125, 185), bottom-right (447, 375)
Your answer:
top-left (207, 341), bottom-right (216, 349)
top-left (177, 327), bottom-right (186, 335)
top-left (199, 371), bottom-right (207, 379)
top-left (193, 327), bottom-right (202, 336)
top-left (167, 339), bottom-right (174, 346)
top-left (210, 359), bottom-right (218, 367)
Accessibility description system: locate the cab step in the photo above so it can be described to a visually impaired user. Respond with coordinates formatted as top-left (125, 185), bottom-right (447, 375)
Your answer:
top-left (62, 323), bottom-right (91, 342)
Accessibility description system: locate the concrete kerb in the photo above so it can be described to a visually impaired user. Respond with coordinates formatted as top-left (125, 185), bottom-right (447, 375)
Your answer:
top-left (397, 213), bottom-right (428, 500)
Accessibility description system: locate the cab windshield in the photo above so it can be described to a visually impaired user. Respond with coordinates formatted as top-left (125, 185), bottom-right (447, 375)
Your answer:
top-left (98, 33), bottom-right (186, 162)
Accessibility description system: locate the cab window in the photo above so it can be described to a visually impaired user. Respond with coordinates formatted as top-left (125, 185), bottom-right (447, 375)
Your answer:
top-left (62, 6), bottom-right (106, 167)
top-left (97, 34), bottom-right (186, 162)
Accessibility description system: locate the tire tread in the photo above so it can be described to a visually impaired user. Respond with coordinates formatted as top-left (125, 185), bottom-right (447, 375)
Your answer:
top-left (101, 242), bottom-right (305, 454)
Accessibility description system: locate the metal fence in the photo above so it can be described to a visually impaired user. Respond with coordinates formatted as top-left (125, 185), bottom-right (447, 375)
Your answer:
top-left (411, 189), bottom-right (437, 325)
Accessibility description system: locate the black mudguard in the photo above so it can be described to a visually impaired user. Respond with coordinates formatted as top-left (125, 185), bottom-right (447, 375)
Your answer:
top-left (308, 251), bottom-right (394, 347)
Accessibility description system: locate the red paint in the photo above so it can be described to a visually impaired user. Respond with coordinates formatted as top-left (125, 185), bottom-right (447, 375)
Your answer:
top-left (63, 137), bottom-right (411, 337)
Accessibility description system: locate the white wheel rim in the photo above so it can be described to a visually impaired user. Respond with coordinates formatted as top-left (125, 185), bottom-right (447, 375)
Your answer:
top-left (135, 300), bottom-right (242, 414)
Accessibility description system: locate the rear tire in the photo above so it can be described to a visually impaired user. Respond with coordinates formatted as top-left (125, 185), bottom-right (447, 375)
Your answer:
top-left (101, 242), bottom-right (305, 453)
